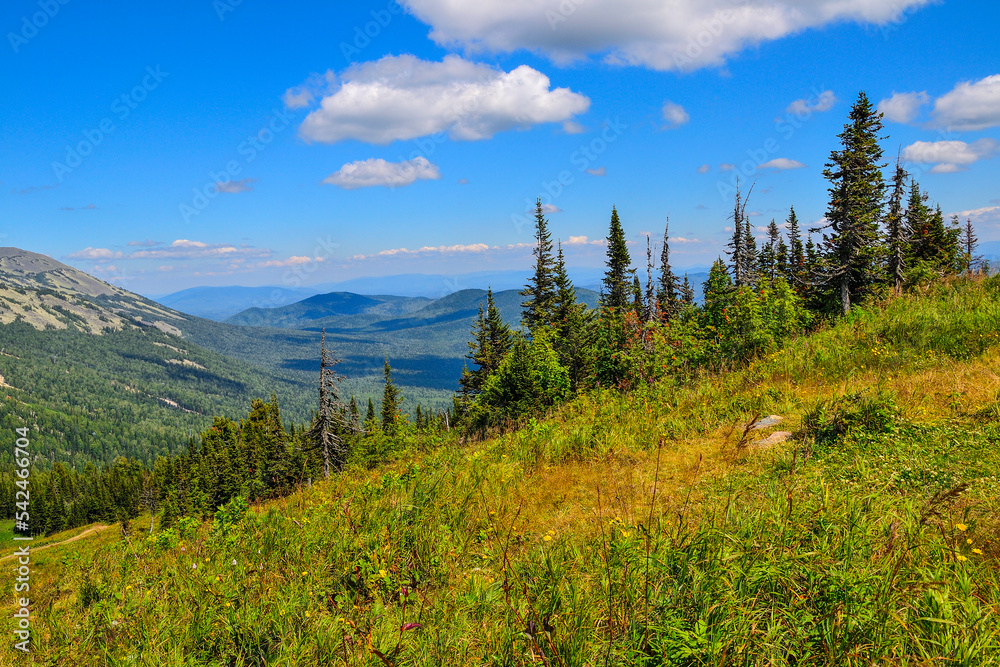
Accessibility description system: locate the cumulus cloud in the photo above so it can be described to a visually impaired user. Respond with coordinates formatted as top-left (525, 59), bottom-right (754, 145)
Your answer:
top-left (953, 205), bottom-right (1000, 225)
top-left (931, 74), bottom-right (1000, 131)
top-left (322, 157), bottom-right (441, 190)
top-left (785, 90), bottom-right (836, 115)
top-left (902, 139), bottom-right (1000, 173)
top-left (877, 91), bottom-right (930, 123)
top-left (758, 158), bottom-right (806, 170)
top-left (283, 70), bottom-right (337, 110)
top-left (562, 120), bottom-right (586, 134)
top-left (698, 164), bottom-right (711, 174)
top-left (216, 178), bottom-right (256, 194)
top-left (662, 101), bottom-right (690, 128)
top-left (298, 54), bottom-right (590, 144)
top-left (400, 0), bottom-right (934, 71)
top-left (564, 235), bottom-right (605, 246)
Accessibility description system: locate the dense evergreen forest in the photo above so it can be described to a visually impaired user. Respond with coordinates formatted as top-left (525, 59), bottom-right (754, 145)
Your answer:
top-left (2, 92), bottom-right (986, 538)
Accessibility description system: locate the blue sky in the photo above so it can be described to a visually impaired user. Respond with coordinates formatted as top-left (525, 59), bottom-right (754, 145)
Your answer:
top-left (2, 0), bottom-right (998, 296)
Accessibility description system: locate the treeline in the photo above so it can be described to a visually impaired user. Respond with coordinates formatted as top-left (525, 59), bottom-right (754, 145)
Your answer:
top-left (454, 92), bottom-right (983, 431)
top-left (2, 347), bottom-right (454, 536)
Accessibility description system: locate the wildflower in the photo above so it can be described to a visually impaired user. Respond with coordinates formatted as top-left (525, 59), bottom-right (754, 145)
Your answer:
top-left (305, 611), bottom-right (312, 618)
top-left (543, 535), bottom-right (552, 542)
top-left (192, 563), bottom-right (197, 570)
top-left (956, 524), bottom-right (968, 532)
top-left (379, 569), bottom-right (387, 577)
top-left (621, 530), bottom-right (630, 538)
top-left (972, 548), bottom-right (983, 555)
top-left (232, 559), bottom-right (237, 566)
top-left (205, 557), bottom-right (210, 562)
top-left (957, 555), bottom-right (968, 562)
top-left (216, 576), bottom-right (221, 582)
top-left (967, 538), bottom-right (973, 545)
top-left (302, 571), bottom-right (309, 576)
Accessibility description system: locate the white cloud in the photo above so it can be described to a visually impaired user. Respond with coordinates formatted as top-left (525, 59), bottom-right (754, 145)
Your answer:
top-left (950, 205), bottom-right (1000, 226)
top-left (586, 167), bottom-right (606, 176)
top-left (786, 90), bottom-right (836, 115)
top-left (401, 0), bottom-right (934, 71)
top-left (540, 203), bottom-right (562, 214)
top-left (351, 243), bottom-right (493, 261)
top-left (299, 54), bottom-right (590, 144)
top-left (672, 237), bottom-right (701, 244)
top-left (697, 164), bottom-right (711, 174)
top-left (758, 158), bottom-right (806, 170)
top-left (564, 235), bottom-right (606, 246)
top-left (257, 256), bottom-right (324, 268)
top-left (902, 139), bottom-right (1000, 172)
top-left (931, 74), bottom-right (1000, 131)
top-left (322, 156), bottom-right (441, 190)
top-left (216, 178), bottom-right (256, 194)
top-left (562, 120), bottom-right (586, 134)
top-left (67, 247), bottom-right (122, 260)
top-left (877, 91), bottom-right (930, 124)
top-left (719, 163), bottom-right (735, 171)
top-left (662, 101), bottom-right (690, 128)
top-left (283, 70), bottom-right (337, 110)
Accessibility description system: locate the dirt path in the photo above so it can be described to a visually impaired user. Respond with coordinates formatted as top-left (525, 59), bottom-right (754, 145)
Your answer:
top-left (1, 524), bottom-right (110, 562)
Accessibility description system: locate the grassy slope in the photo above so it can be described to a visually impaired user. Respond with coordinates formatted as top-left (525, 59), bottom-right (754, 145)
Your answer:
top-left (5, 277), bottom-right (1000, 665)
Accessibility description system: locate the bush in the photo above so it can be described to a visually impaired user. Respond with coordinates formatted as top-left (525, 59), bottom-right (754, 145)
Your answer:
top-left (800, 390), bottom-right (900, 445)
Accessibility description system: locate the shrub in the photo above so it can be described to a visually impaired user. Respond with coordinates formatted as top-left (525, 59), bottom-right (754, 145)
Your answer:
top-left (801, 390), bottom-right (900, 445)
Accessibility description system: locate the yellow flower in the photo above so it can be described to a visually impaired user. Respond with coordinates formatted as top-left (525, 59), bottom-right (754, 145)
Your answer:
top-left (379, 569), bottom-right (387, 577)
top-left (205, 557), bottom-right (211, 562)
top-left (956, 524), bottom-right (967, 532)
top-left (972, 548), bottom-right (983, 555)
top-left (302, 571), bottom-right (308, 576)
top-left (305, 611), bottom-right (312, 618)
top-left (543, 535), bottom-right (552, 542)
top-left (225, 602), bottom-right (232, 608)
top-left (215, 576), bottom-right (221, 582)
top-left (967, 538), bottom-right (973, 544)
top-left (957, 555), bottom-right (968, 562)
top-left (621, 530), bottom-right (630, 538)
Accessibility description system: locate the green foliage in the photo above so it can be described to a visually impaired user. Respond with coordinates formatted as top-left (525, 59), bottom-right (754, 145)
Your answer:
top-left (602, 206), bottom-right (632, 311)
top-left (467, 330), bottom-right (570, 430)
top-left (801, 390), bottom-right (901, 446)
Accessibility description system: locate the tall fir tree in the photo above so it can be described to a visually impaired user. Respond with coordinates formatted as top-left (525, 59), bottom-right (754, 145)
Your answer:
top-left (602, 206), bottom-right (632, 311)
top-left (727, 180), bottom-right (746, 286)
top-left (963, 217), bottom-right (981, 274)
top-left (520, 198), bottom-right (557, 330)
top-left (820, 91), bottom-right (887, 315)
top-left (460, 288), bottom-right (512, 395)
top-left (657, 217), bottom-right (680, 318)
top-left (380, 357), bottom-right (403, 436)
top-left (742, 217), bottom-right (758, 288)
top-left (886, 159), bottom-right (908, 292)
top-left (760, 219), bottom-right (781, 285)
top-left (680, 274), bottom-right (695, 306)
top-left (631, 274), bottom-right (645, 319)
top-left (365, 398), bottom-right (376, 431)
top-left (786, 206), bottom-right (805, 286)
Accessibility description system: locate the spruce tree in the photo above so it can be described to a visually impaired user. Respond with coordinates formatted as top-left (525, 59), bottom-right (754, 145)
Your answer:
top-left (786, 206), bottom-right (805, 286)
top-left (381, 357), bottom-right (403, 436)
top-left (680, 274), bottom-right (695, 306)
top-left (461, 288), bottom-right (513, 395)
top-left (727, 181), bottom-right (745, 286)
top-left (760, 219), bottom-right (781, 285)
top-left (602, 206), bottom-right (632, 311)
top-left (963, 218), bottom-right (981, 274)
top-left (820, 91), bottom-right (887, 315)
top-left (657, 217), bottom-right (680, 319)
top-left (521, 198), bottom-right (557, 330)
top-left (886, 159), bottom-right (908, 292)
top-left (365, 398), bottom-right (376, 431)
top-left (742, 217), bottom-right (758, 288)
top-left (631, 274), bottom-right (644, 319)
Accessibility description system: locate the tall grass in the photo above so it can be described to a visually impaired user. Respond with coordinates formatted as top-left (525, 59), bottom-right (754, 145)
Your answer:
top-left (5, 276), bottom-right (1000, 665)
